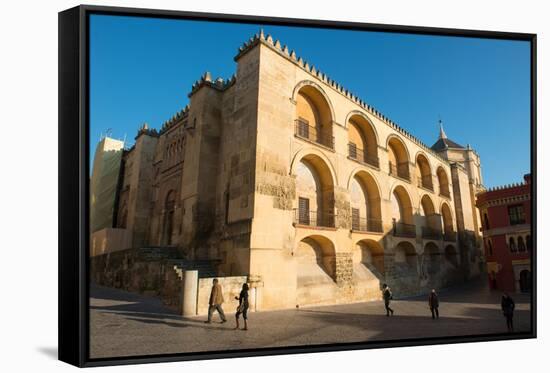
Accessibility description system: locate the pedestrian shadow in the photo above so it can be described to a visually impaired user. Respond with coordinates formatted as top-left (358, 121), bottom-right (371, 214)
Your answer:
top-left (296, 302), bottom-right (532, 342)
top-left (122, 316), bottom-right (235, 331)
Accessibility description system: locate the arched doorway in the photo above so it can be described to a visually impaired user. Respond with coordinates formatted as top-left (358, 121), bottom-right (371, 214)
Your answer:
top-left (295, 85), bottom-right (334, 149)
top-left (295, 154), bottom-right (335, 227)
top-left (162, 190), bottom-right (176, 246)
top-left (441, 202), bottom-right (455, 241)
top-left (394, 241), bottom-right (417, 274)
top-left (350, 171), bottom-right (382, 232)
top-left (296, 235), bottom-right (337, 306)
top-left (424, 242), bottom-right (441, 275)
top-left (347, 114), bottom-right (379, 167)
top-left (420, 195), bottom-right (441, 239)
top-left (391, 185), bottom-right (415, 237)
top-left (388, 136), bottom-right (410, 180)
top-left (416, 153), bottom-right (433, 190)
top-left (519, 270), bottom-right (531, 292)
top-left (353, 239), bottom-right (385, 277)
top-left (444, 245), bottom-right (459, 268)
top-left (436, 166), bottom-right (451, 198)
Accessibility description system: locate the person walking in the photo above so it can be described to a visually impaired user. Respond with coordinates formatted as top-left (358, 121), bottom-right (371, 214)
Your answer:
top-left (205, 278), bottom-right (227, 324)
top-left (234, 283), bottom-right (250, 330)
top-left (382, 283), bottom-right (394, 316)
top-left (428, 289), bottom-right (439, 319)
top-left (501, 293), bottom-right (515, 332)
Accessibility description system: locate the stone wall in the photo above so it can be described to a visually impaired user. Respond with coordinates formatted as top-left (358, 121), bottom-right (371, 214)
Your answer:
top-left (196, 276), bottom-right (248, 316)
top-left (90, 247), bottom-right (184, 312)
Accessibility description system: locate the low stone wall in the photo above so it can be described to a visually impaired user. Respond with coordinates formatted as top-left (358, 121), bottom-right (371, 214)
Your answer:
top-left (196, 276), bottom-right (249, 316)
top-left (90, 247), bottom-right (185, 312)
top-left (90, 228), bottom-right (131, 257)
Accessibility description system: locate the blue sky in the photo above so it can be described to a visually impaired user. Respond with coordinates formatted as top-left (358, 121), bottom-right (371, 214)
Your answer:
top-left (90, 14), bottom-right (531, 188)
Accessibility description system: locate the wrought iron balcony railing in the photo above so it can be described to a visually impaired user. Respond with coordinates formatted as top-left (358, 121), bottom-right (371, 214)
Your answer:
top-left (417, 175), bottom-right (434, 191)
top-left (389, 161), bottom-right (410, 181)
top-left (392, 222), bottom-right (416, 238)
top-left (422, 226), bottom-right (443, 240)
top-left (293, 208), bottom-right (336, 228)
top-left (347, 143), bottom-right (380, 168)
top-left (294, 119), bottom-right (335, 150)
top-left (351, 217), bottom-right (383, 233)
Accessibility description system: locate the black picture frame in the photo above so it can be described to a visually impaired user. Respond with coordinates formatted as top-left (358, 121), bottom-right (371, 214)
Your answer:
top-left (58, 4), bottom-right (537, 368)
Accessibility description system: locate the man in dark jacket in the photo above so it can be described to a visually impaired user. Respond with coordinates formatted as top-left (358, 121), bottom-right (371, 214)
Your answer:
top-left (428, 289), bottom-right (439, 319)
top-left (205, 279), bottom-right (227, 324)
top-left (501, 293), bottom-right (515, 332)
top-left (382, 283), bottom-right (394, 316)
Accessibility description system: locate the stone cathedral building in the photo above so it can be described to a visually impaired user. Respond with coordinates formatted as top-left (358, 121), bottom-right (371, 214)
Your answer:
top-left (91, 31), bottom-right (485, 312)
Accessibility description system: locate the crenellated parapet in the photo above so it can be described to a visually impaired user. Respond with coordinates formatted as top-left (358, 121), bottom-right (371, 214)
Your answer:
top-left (159, 105), bottom-right (190, 134)
top-left (135, 122), bottom-right (159, 139)
top-left (235, 29), bottom-right (454, 165)
top-left (188, 71), bottom-right (236, 98)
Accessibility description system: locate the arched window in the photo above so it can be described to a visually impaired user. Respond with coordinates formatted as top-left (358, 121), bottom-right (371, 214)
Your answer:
top-left (518, 236), bottom-right (526, 252)
top-left (509, 237), bottom-right (517, 253)
top-left (483, 213), bottom-right (490, 230)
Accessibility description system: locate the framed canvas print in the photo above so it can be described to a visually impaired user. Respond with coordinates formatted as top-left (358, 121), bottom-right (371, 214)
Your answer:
top-left (58, 4), bottom-right (537, 367)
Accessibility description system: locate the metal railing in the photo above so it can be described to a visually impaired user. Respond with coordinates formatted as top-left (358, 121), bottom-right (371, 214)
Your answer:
top-left (294, 119), bottom-right (334, 149)
top-left (422, 226), bottom-right (442, 240)
top-left (351, 217), bottom-right (383, 233)
top-left (418, 175), bottom-right (434, 191)
top-left (443, 230), bottom-right (457, 242)
top-left (293, 208), bottom-right (336, 228)
top-left (389, 161), bottom-right (410, 181)
top-left (392, 222), bottom-right (416, 238)
top-left (347, 143), bottom-right (380, 168)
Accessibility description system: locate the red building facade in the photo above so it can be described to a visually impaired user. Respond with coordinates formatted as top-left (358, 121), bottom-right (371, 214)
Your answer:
top-left (476, 174), bottom-right (532, 293)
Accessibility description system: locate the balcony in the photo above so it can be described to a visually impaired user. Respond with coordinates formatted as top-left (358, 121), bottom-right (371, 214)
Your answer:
top-left (443, 230), bottom-right (457, 242)
top-left (417, 175), bottom-right (434, 191)
top-left (439, 189), bottom-right (451, 199)
top-left (294, 119), bottom-right (334, 150)
top-left (351, 217), bottom-right (383, 233)
top-left (347, 143), bottom-right (380, 168)
top-left (293, 208), bottom-right (335, 228)
top-left (392, 222), bottom-right (416, 238)
top-left (422, 226), bottom-right (442, 240)
top-left (389, 161), bottom-right (410, 181)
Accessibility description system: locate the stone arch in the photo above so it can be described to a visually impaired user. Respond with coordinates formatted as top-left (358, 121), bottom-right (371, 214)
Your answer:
top-left (394, 241), bottom-right (418, 269)
top-left (349, 170), bottom-right (383, 232)
top-left (294, 81), bottom-right (335, 149)
top-left (292, 80), bottom-right (336, 121)
top-left (293, 152), bottom-right (336, 227)
top-left (436, 166), bottom-right (451, 197)
top-left (444, 245), bottom-right (459, 268)
top-left (290, 147), bottom-right (338, 186)
top-left (387, 135), bottom-right (410, 180)
top-left (390, 185), bottom-right (414, 225)
top-left (440, 202), bottom-right (455, 240)
top-left (415, 152), bottom-right (433, 190)
top-left (424, 241), bottom-right (441, 274)
top-left (295, 235), bottom-right (338, 307)
top-left (346, 112), bottom-right (379, 167)
top-left (420, 194), bottom-right (440, 238)
top-left (354, 239), bottom-right (385, 276)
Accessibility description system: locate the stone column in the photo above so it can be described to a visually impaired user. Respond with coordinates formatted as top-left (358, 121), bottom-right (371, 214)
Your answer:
top-left (182, 270), bottom-right (198, 316)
